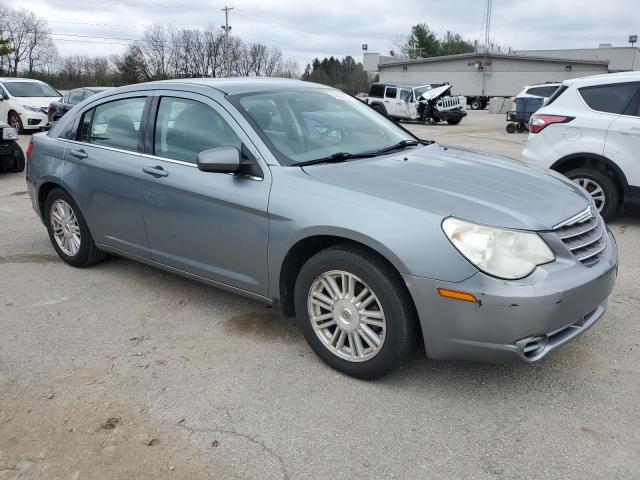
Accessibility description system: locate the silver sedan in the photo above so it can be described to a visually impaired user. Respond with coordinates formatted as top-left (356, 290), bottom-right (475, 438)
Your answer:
top-left (26, 78), bottom-right (617, 378)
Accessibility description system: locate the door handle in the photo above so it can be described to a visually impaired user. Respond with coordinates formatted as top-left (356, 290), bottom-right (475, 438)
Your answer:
top-left (621, 128), bottom-right (640, 135)
top-left (384, 100), bottom-right (390, 103)
top-left (69, 149), bottom-right (88, 159)
top-left (142, 165), bottom-right (169, 177)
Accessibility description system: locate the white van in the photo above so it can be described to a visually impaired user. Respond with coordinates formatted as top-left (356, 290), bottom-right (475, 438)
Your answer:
top-left (0, 78), bottom-right (62, 133)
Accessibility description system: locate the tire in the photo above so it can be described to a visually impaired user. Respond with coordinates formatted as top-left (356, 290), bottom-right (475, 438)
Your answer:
top-left (371, 104), bottom-right (386, 116)
top-left (294, 244), bottom-right (417, 379)
top-left (469, 99), bottom-right (482, 110)
top-left (505, 123), bottom-right (516, 133)
top-left (565, 168), bottom-right (620, 221)
top-left (446, 119), bottom-right (461, 125)
top-left (8, 111), bottom-right (24, 134)
top-left (44, 188), bottom-right (107, 267)
top-left (517, 123), bottom-right (526, 133)
top-left (10, 144), bottom-right (25, 173)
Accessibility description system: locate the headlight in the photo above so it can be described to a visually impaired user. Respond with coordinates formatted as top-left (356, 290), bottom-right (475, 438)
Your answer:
top-left (442, 217), bottom-right (555, 279)
top-left (2, 127), bottom-right (18, 140)
top-left (22, 105), bottom-right (42, 113)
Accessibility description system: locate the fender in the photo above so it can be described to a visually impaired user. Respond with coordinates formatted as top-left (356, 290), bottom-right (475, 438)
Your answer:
top-left (550, 153), bottom-right (631, 203)
top-left (368, 101), bottom-right (387, 115)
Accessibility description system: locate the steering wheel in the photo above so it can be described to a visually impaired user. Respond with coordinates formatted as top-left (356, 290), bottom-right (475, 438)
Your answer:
top-left (321, 127), bottom-right (346, 144)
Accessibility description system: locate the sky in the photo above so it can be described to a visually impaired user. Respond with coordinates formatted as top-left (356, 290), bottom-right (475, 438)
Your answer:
top-left (8, 0), bottom-right (640, 66)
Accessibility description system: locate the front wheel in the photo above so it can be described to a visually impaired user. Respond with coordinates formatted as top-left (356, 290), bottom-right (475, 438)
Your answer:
top-left (447, 118), bottom-right (461, 125)
top-left (294, 245), bottom-right (417, 379)
top-left (8, 111), bottom-right (24, 134)
top-left (565, 168), bottom-right (620, 221)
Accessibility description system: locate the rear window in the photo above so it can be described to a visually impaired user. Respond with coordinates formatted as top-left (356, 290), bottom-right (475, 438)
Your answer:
top-left (578, 82), bottom-right (640, 114)
top-left (369, 84), bottom-right (385, 97)
top-left (526, 86), bottom-right (559, 98)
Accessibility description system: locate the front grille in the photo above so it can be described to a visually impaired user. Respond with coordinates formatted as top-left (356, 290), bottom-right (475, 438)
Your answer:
top-left (554, 207), bottom-right (606, 266)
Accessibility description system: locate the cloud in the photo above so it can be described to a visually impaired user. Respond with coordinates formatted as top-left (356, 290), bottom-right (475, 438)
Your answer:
top-left (13, 0), bottom-right (640, 64)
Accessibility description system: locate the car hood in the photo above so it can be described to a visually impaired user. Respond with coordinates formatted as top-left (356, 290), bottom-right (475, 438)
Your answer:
top-left (16, 97), bottom-right (60, 108)
top-left (418, 85), bottom-right (452, 101)
top-left (302, 144), bottom-right (590, 231)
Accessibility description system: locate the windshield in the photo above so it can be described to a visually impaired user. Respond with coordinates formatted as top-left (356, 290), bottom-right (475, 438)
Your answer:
top-left (235, 88), bottom-right (415, 165)
top-left (412, 85), bottom-right (432, 100)
top-left (2, 81), bottom-right (60, 98)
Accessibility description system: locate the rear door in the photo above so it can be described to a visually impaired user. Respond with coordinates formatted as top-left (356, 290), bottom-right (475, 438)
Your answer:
top-left (62, 93), bottom-right (152, 258)
top-left (604, 82), bottom-right (640, 189)
top-left (139, 91), bottom-right (271, 296)
top-left (384, 86), bottom-right (398, 116)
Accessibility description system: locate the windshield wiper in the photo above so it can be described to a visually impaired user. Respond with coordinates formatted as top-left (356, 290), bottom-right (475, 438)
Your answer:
top-left (374, 139), bottom-right (432, 155)
top-left (295, 151), bottom-right (376, 167)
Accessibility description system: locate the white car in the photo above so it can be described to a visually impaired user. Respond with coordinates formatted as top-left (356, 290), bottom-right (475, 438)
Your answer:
top-left (522, 72), bottom-right (640, 220)
top-left (511, 82), bottom-right (562, 110)
top-left (0, 78), bottom-right (62, 133)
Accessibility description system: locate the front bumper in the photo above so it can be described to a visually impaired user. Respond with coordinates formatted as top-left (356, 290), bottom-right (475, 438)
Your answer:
top-left (404, 229), bottom-right (618, 363)
top-left (19, 111), bottom-right (48, 130)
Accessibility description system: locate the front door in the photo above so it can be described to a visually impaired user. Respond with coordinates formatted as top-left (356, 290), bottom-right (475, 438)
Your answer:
top-left (62, 94), bottom-right (151, 258)
top-left (139, 92), bottom-right (271, 296)
top-left (605, 83), bottom-right (640, 191)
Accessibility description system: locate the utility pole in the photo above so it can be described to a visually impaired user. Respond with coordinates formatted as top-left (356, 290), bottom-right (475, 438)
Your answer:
top-left (221, 5), bottom-right (233, 77)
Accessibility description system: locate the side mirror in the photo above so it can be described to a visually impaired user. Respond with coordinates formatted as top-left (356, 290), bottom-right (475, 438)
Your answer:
top-left (197, 146), bottom-right (241, 173)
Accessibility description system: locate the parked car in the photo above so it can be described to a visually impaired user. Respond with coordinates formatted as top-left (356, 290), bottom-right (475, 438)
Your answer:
top-left (523, 72), bottom-right (640, 221)
top-left (48, 87), bottom-right (111, 122)
top-left (512, 82), bottom-right (562, 109)
top-left (0, 121), bottom-right (24, 173)
top-left (0, 78), bottom-right (62, 133)
top-left (365, 82), bottom-right (467, 124)
top-left (26, 78), bottom-right (617, 379)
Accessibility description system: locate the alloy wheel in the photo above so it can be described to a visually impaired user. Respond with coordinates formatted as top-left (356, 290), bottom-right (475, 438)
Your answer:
top-left (307, 270), bottom-right (386, 362)
top-left (9, 113), bottom-right (21, 132)
top-left (572, 177), bottom-right (605, 212)
top-left (50, 199), bottom-right (81, 256)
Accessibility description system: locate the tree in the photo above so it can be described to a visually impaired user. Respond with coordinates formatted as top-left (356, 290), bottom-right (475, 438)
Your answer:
top-left (303, 56), bottom-right (370, 94)
top-left (395, 23), bottom-right (474, 59)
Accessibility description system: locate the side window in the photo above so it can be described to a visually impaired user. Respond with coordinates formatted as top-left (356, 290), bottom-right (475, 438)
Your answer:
top-left (526, 86), bottom-right (558, 97)
top-left (87, 97), bottom-right (146, 151)
top-left (579, 83), bottom-right (640, 115)
top-left (368, 84), bottom-right (385, 97)
top-left (68, 90), bottom-right (85, 106)
top-left (399, 89), bottom-right (411, 102)
top-left (385, 87), bottom-right (397, 99)
top-left (154, 97), bottom-right (241, 163)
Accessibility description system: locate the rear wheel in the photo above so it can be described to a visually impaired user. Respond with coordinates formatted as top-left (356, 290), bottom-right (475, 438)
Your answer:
top-left (9, 143), bottom-right (25, 173)
top-left (45, 188), bottom-right (107, 267)
top-left (294, 245), bottom-right (417, 379)
top-left (505, 123), bottom-right (516, 133)
top-left (469, 99), bottom-right (482, 110)
top-left (565, 168), bottom-right (620, 221)
top-left (371, 104), bottom-right (386, 116)
top-left (8, 111), bottom-right (23, 134)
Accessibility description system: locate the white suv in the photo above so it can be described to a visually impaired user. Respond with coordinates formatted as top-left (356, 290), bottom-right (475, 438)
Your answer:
top-left (0, 78), bottom-right (61, 133)
top-left (522, 72), bottom-right (640, 220)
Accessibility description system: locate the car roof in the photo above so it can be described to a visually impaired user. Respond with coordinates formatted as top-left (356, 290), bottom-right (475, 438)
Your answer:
top-left (0, 77), bottom-right (48, 83)
top-left (371, 82), bottom-right (435, 89)
top-left (525, 82), bottom-right (562, 89)
top-left (563, 71), bottom-right (640, 87)
top-left (129, 77), bottom-right (331, 95)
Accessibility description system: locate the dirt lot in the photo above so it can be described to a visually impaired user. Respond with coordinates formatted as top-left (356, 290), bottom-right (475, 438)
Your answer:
top-left (1, 111), bottom-right (639, 479)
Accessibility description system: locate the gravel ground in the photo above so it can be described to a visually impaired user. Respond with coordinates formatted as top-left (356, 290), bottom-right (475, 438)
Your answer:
top-left (1, 111), bottom-right (639, 479)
